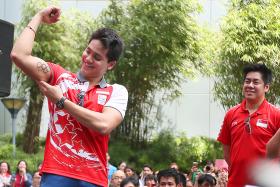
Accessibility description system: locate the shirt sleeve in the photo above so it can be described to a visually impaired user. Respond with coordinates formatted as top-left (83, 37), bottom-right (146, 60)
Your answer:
top-left (105, 84), bottom-right (128, 118)
top-left (47, 62), bottom-right (67, 86)
top-left (217, 111), bottom-right (231, 145)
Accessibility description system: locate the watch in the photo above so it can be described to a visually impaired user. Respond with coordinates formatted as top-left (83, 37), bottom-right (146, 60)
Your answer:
top-left (56, 96), bottom-right (67, 109)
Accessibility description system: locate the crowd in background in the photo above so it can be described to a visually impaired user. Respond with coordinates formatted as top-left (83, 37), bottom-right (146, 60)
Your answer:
top-left (0, 157), bottom-right (228, 187)
top-left (0, 160), bottom-right (41, 187)
top-left (108, 155), bottom-right (228, 187)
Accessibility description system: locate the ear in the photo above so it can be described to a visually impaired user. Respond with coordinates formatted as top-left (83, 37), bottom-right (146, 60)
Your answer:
top-left (264, 84), bottom-right (270, 93)
top-left (107, 60), bottom-right (117, 71)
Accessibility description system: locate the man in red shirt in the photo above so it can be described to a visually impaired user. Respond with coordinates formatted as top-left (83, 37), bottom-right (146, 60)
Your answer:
top-left (217, 63), bottom-right (280, 187)
top-left (11, 6), bottom-right (128, 187)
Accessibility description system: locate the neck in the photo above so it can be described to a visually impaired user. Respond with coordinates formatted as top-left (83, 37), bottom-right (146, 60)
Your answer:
top-left (246, 97), bottom-right (265, 114)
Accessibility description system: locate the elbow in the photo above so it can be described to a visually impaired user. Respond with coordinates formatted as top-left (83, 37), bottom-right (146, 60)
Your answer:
top-left (10, 51), bottom-right (18, 62)
top-left (10, 51), bottom-right (22, 65)
top-left (99, 125), bottom-right (112, 135)
top-left (88, 121), bottom-right (112, 135)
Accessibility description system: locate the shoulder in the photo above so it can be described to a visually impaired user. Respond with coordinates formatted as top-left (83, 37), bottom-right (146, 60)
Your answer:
top-left (110, 84), bottom-right (128, 97)
top-left (225, 103), bottom-right (242, 116)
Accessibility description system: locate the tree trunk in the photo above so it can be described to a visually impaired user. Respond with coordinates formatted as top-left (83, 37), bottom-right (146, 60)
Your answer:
top-left (22, 85), bottom-right (44, 153)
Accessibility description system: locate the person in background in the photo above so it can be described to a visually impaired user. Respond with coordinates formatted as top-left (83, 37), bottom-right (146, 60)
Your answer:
top-left (118, 161), bottom-right (127, 172)
top-left (217, 64), bottom-right (280, 187)
top-left (110, 170), bottom-right (126, 187)
top-left (190, 162), bottom-right (202, 185)
top-left (139, 165), bottom-right (153, 187)
top-left (31, 162), bottom-right (42, 187)
top-left (157, 168), bottom-right (180, 187)
top-left (120, 177), bottom-right (139, 187)
top-left (107, 153), bottom-right (117, 181)
top-left (0, 161), bottom-right (11, 187)
top-left (144, 174), bottom-right (156, 187)
top-left (169, 163), bottom-right (179, 172)
top-left (195, 174), bottom-right (216, 187)
top-left (11, 160), bottom-right (32, 187)
top-left (124, 166), bottom-right (138, 180)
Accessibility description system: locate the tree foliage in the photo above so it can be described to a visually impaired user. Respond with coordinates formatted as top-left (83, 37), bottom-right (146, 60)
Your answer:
top-left (109, 130), bottom-right (223, 172)
top-left (15, 0), bottom-right (95, 153)
top-left (99, 0), bottom-right (213, 144)
top-left (214, 0), bottom-right (280, 109)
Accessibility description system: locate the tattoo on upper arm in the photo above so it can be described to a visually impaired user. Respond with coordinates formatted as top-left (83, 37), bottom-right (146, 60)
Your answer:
top-left (37, 61), bottom-right (50, 73)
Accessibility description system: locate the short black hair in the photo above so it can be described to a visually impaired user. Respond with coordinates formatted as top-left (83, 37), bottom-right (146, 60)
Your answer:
top-left (178, 172), bottom-right (187, 187)
top-left (157, 168), bottom-right (179, 185)
top-left (89, 28), bottom-right (124, 62)
top-left (144, 174), bottom-right (157, 184)
top-left (197, 174), bottom-right (216, 186)
top-left (120, 176), bottom-right (139, 187)
top-left (243, 64), bottom-right (272, 84)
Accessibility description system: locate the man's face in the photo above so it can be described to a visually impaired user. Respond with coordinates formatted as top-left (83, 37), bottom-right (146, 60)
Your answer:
top-left (243, 72), bottom-right (269, 103)
top-left (81, 39), bottom-right (116, 81)
top-left (111, 171), bottom-right (126, 187)
top-left (159, 176), bottom-right (177, 187)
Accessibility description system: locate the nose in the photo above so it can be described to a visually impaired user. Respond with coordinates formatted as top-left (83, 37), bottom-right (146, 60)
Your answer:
top-left (248, 81), bottom-right (254, 87)
top-left (85, 54), bottom-right (93, 64)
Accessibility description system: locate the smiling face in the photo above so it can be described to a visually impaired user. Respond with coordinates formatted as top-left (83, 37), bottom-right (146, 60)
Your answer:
top-left (80, 39), bottom-right (116, 83)
top-left (0, 162), bottom-right (8, 174)
top-left (242, 71), bottom-right (269, 103)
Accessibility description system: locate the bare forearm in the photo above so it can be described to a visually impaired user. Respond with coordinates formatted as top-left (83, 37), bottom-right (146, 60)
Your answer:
top-left (12, 13), bottom-right (42, 57)
top-left (267, 129), bottom-right (280, 158)
top-left (63, 99), bottom-right (120, 134)
top-left (223, 144), bottom-right (231, 166)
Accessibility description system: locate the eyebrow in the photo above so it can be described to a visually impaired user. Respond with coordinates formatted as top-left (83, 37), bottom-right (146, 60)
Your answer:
top-left (86, 47), bottom-right (105, 59)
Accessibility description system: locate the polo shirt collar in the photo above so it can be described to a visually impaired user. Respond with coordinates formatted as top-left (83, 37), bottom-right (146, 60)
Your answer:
top-left (77, 71), bottom-right (107, 88)
top-left (241, 99), bottom-right (268, 114)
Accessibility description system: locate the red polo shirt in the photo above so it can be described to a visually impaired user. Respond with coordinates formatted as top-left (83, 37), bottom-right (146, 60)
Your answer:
top-left (217, 99), bottom-right (280, 187)
top-left (41, 63), bottom-right (128, 187)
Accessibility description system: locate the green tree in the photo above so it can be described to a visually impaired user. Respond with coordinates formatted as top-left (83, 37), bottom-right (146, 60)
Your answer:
top-left (214, 0), bottom-right (280, 108)
top-left (15, 0), bottom-right (95, 153)
top-left (99, 0), bottom-right (214, 145)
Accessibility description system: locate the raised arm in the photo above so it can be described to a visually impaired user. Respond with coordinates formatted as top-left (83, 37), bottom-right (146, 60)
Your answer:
top-left (10, 6), bottom-right (61, 82)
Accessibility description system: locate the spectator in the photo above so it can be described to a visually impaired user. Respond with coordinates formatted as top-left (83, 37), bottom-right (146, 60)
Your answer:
top-left (157, 168), bottom-right (179, 187)
top-left (118, 161), bottom-right (127, 172)
top-left (0, 161), bottom-right (11, 187)
top-left (195, 174), bottom-right (216, 187)
top-left (124, 166), bottom-right (138, 180)
top-left (107, 153), bottom-right (117, 181)
top-left (178, 172), bottom-right (187, 187)
top-left (110, 170), bottom-right (126, 187)
top-left (190, 162), bottom-right (202, 185)
top-left (31, 162), bottom-right (42, 187)
top-left (121, 177), bottom-right (139, 187)
top-left (11, 160), bottom-right (32, 187)
top-left (139, 165), bottom-right (153, 187)
top-left (144, 174), bottom-right (156, 187)
top-left (170, 163), bottom-right (179, 172)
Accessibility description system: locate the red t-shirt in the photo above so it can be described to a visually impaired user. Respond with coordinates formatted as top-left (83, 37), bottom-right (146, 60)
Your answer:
top-left (40, 63), bottom-right (128, 186)
top-left (217, 99), bottom-right (280, 187)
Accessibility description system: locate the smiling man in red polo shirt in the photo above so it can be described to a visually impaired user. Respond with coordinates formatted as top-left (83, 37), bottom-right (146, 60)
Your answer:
top-left (217, 63), bottom-right (280, 187)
